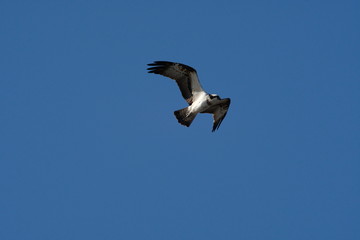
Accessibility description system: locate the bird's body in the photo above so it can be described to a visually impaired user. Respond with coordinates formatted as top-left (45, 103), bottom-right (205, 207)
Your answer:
top-left (189, 91), bottom-right (208, 113)
top-left (147, 61), bottom-right (231, 132)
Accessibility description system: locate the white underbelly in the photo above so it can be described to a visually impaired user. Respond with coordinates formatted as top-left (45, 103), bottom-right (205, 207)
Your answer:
top-left (190, 93), bottom-right (208, 113)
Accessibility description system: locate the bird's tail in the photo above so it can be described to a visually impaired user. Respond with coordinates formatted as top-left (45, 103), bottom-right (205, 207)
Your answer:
top-left (174, 107), bottom-right (197, 127)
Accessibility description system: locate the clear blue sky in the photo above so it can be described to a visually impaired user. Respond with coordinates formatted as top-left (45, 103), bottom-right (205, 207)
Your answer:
top-left (1, 0), bottom-right (359, 239)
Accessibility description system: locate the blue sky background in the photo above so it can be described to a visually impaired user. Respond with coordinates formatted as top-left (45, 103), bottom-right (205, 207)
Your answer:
top-left (1, 0), bottom-right (359, 239)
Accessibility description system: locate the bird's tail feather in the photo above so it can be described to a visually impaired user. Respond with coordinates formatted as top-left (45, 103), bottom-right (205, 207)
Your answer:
top-left (174, 107), bottom-right (197, 127)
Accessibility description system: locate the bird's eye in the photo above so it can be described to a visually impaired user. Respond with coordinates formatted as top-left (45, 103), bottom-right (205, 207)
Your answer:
top-left (210, 95), bottom-right (217, 99)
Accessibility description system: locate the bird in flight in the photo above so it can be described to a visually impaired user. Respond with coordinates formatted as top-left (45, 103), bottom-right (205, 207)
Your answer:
top-left (147, 61), bottom-right (231, 132)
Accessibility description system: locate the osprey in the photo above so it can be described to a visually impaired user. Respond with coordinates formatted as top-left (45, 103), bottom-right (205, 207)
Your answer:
top-left (147, 61), bottom-right (231, 132)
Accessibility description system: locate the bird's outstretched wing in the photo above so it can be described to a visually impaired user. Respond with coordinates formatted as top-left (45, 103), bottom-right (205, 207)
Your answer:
top-left (202, 98), bottom-right (231, 132)
top-left (147, 61), bottom-right (205, 104)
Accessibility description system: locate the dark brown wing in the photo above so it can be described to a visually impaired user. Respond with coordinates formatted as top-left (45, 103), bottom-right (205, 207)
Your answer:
top-left (147, 61), bottom-right (204, 104)
top-left (202, 98), bottom-right (231, 132)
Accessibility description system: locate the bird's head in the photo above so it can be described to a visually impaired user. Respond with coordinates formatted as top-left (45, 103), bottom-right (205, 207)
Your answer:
top-left (209, 94), bottom-right (221, 100)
